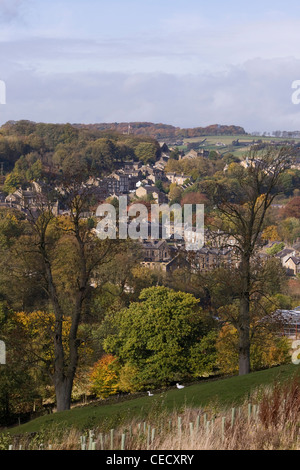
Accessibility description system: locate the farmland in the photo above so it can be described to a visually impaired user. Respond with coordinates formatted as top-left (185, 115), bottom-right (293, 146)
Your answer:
top-left (176, 134), bottom-right (300, 158)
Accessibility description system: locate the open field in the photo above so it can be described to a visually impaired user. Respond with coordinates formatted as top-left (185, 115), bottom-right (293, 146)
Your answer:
top-left (3, 364), bottom-right (300, 437)
top-left (183, 134), bottom-right (300, 145)
top-left (177, 134), bottom-right (300, 158)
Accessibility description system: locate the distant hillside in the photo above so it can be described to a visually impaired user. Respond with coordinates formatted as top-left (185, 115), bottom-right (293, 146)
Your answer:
top-left (72, 122), bottom-right (247, 141)
top-left (0, 120), bottom-right (162, 181)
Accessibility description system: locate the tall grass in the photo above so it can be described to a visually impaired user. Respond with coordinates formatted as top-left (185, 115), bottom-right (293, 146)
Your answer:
top-left (3, 376), bottom-right (300, 450)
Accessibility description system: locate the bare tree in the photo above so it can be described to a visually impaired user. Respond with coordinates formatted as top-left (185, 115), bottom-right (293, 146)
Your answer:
top-left (207, 145), bottom-right (293, 375)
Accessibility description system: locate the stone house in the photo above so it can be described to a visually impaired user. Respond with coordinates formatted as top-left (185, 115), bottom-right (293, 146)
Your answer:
top-left (135, 185), bottom-right (167, 204)
top-left (166, 172), bottom-right (189, 185)
top-left (5, 188), bottom-right (37, 209)
top-left (180, 149), bottom-right (210, 160)
top-left (140, 239), bottom-right (174, 270)
top-left (285, 256), bottom-right (300, 276)
top-left (194, 247), bottom-right (239, 272)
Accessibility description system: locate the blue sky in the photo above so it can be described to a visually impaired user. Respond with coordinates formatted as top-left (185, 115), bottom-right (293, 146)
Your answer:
top-left (1, 0), bottom-right (300, 131)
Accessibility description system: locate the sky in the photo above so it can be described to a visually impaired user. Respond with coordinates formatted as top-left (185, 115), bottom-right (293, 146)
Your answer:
top-left (0, 0), bottom-right (300, 132)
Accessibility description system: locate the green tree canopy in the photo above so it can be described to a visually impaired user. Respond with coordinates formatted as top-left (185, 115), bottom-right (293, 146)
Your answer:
top-left (104, 286), bottom-right (214, 387)
top-left (134, 142), bottom-right (158, 164)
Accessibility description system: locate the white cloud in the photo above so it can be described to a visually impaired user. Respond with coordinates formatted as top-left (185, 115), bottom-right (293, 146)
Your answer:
top-left (1, 57), bottom-right (300, 133)
top-left (0, 2), bottom-right (300, 133)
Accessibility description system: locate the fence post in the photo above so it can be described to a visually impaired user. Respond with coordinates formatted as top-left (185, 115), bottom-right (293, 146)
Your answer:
top-left (80, 435), bottom-right (87, 450)
top-left (151, 428), bottom-right (156, 444)
top-left (147, 425), bottom-right (151, 449)
top-left (248, 404), bottom-right (252, 423)
top-left (99, 433), bottom-right (104, 450)
top-left (253, 404), bottom-right (257, 421)
top-left (88, 431), bottom-right (95, 450)
top-left (110, 429), bottom-right (114, 450)
top-left (221, 417), bottom-right (226, 443)
top-left (178, 417), bottom-right (182, 438)
top-left (206, 420), bottom-right (210, 436)
top-left (231, 407), bottom-right (236, 427)
top-left (203, 413), bottom-right (207, 429)
top-left (196, 415), bottom-right (200, 432)
top-left (121, 433), bottom-right (126, 450)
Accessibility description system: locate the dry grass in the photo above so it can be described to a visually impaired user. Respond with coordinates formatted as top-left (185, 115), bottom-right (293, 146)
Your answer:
top-left (5, 376), bottom-right (300, 450)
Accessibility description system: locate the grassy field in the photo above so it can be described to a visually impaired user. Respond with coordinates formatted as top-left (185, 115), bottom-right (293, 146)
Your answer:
top-left (178, 134), bottom-right (300, 158)
top-left (183, 134), bottom-right (300, 145)
top-left (4, 364), bottom-right (300, 437)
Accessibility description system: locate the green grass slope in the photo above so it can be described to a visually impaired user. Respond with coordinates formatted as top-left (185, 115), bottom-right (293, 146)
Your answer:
top-left (4, 364), bottom-right (300, 436)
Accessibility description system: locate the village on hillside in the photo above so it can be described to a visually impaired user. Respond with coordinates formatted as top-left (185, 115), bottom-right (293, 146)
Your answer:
top-left (1, 139), bottom-right (300, 279)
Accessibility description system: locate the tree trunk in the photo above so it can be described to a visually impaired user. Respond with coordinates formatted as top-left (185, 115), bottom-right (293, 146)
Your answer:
top-left (238, 301), bottom-right (251, 375)
top-left (53, 326), bottom-right (80, 412)
top-left (239, 256), bottom-right (251, 375)
top-left (54, 376), bottom-right (73, 412)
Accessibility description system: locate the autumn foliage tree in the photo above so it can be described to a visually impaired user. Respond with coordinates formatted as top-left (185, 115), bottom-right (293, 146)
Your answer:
top-left (8, 183), bottom-right (123, 411)
top-left (89, 355), bottom-right (120, 399)
top-left (216, 323), bottom-right (290, 374)
top-left (280, 196), bottom-right (300, 219)
top-left (208, 145), bottom-right (294, 375)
